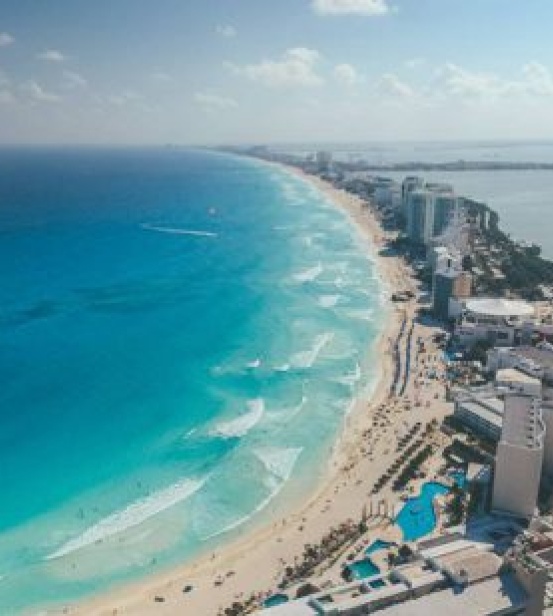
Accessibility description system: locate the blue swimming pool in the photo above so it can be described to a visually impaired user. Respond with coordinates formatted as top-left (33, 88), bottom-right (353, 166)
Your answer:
top-left (263, 593), bottom-right (289, 608)
top-left (365, 539), bottom-right (396, 556)
top-left (449, 470), bottom-right (467, 489)
top-left (395, 481), bottom-right (450, 541)
top-left (346, 558), bottom-right (380, 579)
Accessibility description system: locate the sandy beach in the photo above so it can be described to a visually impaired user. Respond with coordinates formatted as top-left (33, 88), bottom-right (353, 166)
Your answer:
top-left (56, 166), bottom-right (453, 616)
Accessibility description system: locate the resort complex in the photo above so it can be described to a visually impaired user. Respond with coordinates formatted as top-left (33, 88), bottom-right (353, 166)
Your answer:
top-left (177, 147), bottom-right (553, 616)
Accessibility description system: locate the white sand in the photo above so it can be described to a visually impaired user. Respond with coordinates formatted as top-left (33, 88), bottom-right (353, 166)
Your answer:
top-left (54, 167), bottom-right (453, 616)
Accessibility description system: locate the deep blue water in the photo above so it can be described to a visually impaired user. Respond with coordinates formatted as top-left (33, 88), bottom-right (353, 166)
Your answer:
top-left (0, 148), bottom-right (385, 613)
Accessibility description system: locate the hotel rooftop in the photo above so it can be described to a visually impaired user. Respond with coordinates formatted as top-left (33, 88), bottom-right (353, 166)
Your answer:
top-left (257, 536), bottom-right (530, 615)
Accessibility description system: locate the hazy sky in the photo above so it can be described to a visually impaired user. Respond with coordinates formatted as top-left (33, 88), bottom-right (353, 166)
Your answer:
top-left (1, 0), bottom-right (553, 144)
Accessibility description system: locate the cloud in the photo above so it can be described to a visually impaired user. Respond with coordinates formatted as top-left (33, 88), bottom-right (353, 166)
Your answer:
top-left (333, 63), bottom-right (361, 86)
top-left (194, 91), bottom-right (238, 111)
top-left (434, 63), bottom-right (509, 99)
top-left (21, 80), bottom-right (62, 103)
top-left (0, 32), bottom-right (15, 47)
top-left (521, 62), bottom-right (553, 96)
top-left (37, 49), bottom-right (66, 63)
top-left (216, 24), bottom-right (237, 38)
top-left (63, 70), bottom-right (87, 89)
top-left (226, 47), bottom-right (324, 88)
top-left (378, 73), bottom-right (414, 98)
top-left (312, 0), bottom-right (389, 16)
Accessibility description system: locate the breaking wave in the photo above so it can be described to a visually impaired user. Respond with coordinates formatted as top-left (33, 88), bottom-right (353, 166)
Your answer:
top-left (293, 263), bottom-right (323, 283)
top-left (290, 332), bottom-right (334, 369)
top-left (201, 448), bottom-right (302, 541)
top-left (46, 477), bottom-right (207, 560)
top-left (318, 294), bottom-right (341, 308)
top-left (210, 399), bottom-right (265, 439)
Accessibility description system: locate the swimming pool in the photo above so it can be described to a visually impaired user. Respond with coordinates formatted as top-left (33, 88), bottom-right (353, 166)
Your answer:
top-left (449, 470), bottom-right (467, 489)
top-left (365, 539), bottom-right (396, 556)
top-left (346, 558), bottom-right (380, 579)
top-left (263, 593), bottom-right (289, 608)
top-left (395, 481), bottom-right (450, 541)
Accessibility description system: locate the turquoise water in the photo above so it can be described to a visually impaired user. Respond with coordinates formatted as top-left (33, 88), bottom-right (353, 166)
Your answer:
top-left (450, 470), bottom-right (467, 489)
top-left (395, 482), bottom-right (450, 542)
top-left (263, 594), bottom-right (289, 608)
top-left (346, 558), bottom-right (380, 579)
top-left (365, 539), bottom-right (395, 556)
top-left (0, 148), bottom-right (385, 613)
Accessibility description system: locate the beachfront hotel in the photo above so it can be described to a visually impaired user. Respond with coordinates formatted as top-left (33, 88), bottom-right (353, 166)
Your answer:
top-left (406, 188), bottom-right (460, 246)
top-left (258, 524), bottom-right (552, 615)
top-left (492, 395), bottom-right (546, 519)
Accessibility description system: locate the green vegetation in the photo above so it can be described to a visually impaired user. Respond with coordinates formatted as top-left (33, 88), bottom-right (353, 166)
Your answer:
top-left (467, 199), bottom-right (553, 299)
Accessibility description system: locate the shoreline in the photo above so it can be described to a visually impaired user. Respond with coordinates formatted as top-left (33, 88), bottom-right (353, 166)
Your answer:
top-left (52, 162), bottom-right (419, 616)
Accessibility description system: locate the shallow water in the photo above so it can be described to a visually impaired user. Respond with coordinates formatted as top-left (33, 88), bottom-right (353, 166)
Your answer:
top-left (0, 148), bottom-right (386, 612)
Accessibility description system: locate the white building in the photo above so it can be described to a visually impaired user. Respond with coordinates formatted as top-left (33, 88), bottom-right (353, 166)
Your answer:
top-left (495, 367), bottom-right (543, 397)
top-left (492, 395), bottom-right (545, 518)
top-left (428, 245), bottom-right (462, 272)
top-left (487, 344), bottom-right (553, 384)
top-left (453, 391), bottom-right (504, 441)
top-left (406, 188), bottom-right (460, 246)
top-left (454, 297), bottom-right (535, 347)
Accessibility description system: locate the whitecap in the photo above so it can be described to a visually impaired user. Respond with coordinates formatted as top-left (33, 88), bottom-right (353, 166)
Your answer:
top-left (210, 399), bottom-right (265, 439)
top-left (293, 263), bottom-right (323, 283)
top-left (265, 395), bottom-right (307, 423)
top-left (140, 223), bottom-right (217, 238)
top-left (318, 294), bottom-right (341, 309)
top-left (46, 476), bottom-right (207, 560)
top-left (333, 362), bottom-right (361, 387)
top-left (290, 332), bottom-right (334, 369)
top-left (253, 447), bottom-right (303, 482)
top-left (343, 308), bottom-right (375, 321)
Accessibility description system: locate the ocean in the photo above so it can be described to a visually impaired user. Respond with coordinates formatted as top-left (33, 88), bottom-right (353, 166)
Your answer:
top-left (0, 148), bottom-right (385, 613)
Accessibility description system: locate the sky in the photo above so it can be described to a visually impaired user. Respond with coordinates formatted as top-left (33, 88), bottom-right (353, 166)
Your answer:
top-left (1, 0), bottom-right (553, 144)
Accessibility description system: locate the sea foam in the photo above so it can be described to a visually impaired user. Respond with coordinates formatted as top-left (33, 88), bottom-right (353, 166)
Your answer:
top-left (318, 294), bottom-right (341, 308)
top-left (201, 447), bottom-right (302, 541)
top-left (210, 399), bottom-right (265, 439)
top-left (254, 446), bottom-right (303, 482)
top-left (293, 263), bottom-right (323, 283)
top-left (291, 332), bottom-right (334, 369)
top-left (46, 477), bottom-right (207, 560)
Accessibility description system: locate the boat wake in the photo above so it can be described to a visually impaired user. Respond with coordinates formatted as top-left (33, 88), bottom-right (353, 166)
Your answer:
top-left (46, 477), bottom-right (207, 560)
top-left (140, 223), bottom-right (218, 238)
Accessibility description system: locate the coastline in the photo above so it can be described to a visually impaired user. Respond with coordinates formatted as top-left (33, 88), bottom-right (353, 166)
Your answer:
top-left (54, 164), bottom-right (419, 616)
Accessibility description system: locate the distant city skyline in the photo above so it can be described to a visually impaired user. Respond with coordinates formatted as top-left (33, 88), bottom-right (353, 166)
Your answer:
top-left (1, 0), bottom-right (553, 144)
